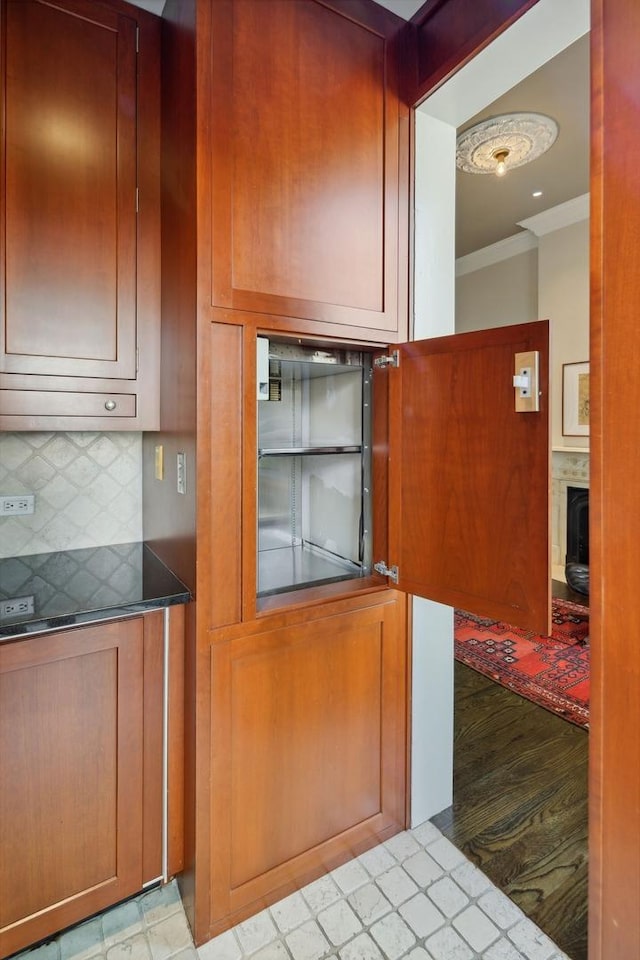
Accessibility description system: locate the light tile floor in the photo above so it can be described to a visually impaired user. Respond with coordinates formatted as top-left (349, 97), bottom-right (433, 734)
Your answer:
top-left (14, 824), bottom-right (570, 960)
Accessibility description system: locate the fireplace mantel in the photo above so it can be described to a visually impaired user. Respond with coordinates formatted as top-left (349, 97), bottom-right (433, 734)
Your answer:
top-left (552, 449), bottom-right (590, 579)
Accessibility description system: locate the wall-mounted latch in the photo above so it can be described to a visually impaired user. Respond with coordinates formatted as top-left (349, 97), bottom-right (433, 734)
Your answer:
top-left (374, 351), bottom-right (399, 369)
top-left (374, 561), bottom-right (399, 583)
top-left (257, 337), bottom-right (270, 400)
top-left (513, 350), bottom-right (540, 412)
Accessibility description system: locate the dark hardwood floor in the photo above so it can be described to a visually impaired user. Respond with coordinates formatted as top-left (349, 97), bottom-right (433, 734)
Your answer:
top-left (552, 577), bottom-right (589, 606)
top-left (433, 618), bottom-right (589, 959)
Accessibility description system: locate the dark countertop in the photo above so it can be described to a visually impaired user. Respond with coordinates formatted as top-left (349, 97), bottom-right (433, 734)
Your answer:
top-left (0, 542), bottom-right (191, 640)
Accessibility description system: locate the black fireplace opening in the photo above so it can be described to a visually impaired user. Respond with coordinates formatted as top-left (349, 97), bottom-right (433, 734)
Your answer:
top-left (565, 486), bottom-right (589, 595)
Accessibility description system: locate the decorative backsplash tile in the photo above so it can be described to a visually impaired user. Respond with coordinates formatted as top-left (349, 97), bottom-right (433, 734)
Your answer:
top-left (0, 432), bottom-right (142, 558)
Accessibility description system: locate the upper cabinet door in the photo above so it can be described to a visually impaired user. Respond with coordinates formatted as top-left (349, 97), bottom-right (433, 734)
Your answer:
top-left (0, 0), bottom-right (137, 379)
top-left (386, 320), bottom-right (550, 636)
top-left (207, 0), bottom-right (408, 341)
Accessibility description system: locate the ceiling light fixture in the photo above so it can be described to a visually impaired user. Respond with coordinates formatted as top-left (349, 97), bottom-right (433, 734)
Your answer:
top-left (493, 149), bottom-right (509, 178)
top-left (532, 190), bottom-right (543, 197)
top-left (456, 112), bottom-right (558, 178)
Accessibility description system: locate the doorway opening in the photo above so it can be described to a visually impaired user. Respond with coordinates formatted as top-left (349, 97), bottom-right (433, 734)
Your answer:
top-left (411, 1), bottom-right (590, 957)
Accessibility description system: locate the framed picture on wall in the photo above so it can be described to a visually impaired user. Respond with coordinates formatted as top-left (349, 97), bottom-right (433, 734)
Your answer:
top-left (563, 361), bottom-right (590, 436)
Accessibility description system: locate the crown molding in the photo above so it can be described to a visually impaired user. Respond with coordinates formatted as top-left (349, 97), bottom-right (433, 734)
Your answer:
top-left (457, 192), bottom-right (591, 276)
top-left (456, 231), bottom-right (537, 277)
top-left (517, 193), bottom-right (590, 236)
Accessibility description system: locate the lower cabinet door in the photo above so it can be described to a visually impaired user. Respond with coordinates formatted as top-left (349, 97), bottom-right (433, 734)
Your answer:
top-left (0, 619), bottom-right (145, 958)
top-left (209, 593), bottom-right (407, 927)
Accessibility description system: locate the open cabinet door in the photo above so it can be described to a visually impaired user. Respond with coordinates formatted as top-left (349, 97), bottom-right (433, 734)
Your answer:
top-left (385, 320), bottom-right (550, 636)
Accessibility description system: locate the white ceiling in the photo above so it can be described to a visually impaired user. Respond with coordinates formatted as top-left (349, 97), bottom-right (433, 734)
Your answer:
top-left (128, 0), bottom-right (425, 18)
top-left (129, 0), bottom-right (164, 13)
top-left (374, 0), bottom-right (424, 16)
top-left (456, 34), bottom-right (590, 256)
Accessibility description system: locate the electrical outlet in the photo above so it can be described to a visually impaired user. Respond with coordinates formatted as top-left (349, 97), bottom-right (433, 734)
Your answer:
top-left (177, 452), bottom-right (186, 495)
top-left (0, 595), bottom-right (35, 620)
top-left (0, 495), bottom-right (35, 516)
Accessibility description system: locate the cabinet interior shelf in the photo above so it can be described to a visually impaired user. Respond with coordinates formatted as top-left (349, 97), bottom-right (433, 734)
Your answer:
top-left (258, 445), bottom-right (362, 458)
top-left (258, 543), bottom-right (362, 597)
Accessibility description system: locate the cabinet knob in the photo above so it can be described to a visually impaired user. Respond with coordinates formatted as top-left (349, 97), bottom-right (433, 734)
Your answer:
top-left (104, 399), bottom-right (117, 412)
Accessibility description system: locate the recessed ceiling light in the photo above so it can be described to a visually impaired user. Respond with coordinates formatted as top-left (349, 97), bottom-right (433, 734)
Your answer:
top-left (532, 190), bottom-right (543, 197)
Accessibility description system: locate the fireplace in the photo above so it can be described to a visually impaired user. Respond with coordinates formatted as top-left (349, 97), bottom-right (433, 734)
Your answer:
top-left (566, 486), bottom-right (589, 594)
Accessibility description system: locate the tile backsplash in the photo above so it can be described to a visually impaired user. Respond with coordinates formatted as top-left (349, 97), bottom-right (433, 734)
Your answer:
top-left (0, 432), bottom-right (142, 559)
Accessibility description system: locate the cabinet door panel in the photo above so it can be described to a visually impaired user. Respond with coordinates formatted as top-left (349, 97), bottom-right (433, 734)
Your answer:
top-left (388, 320), bottom-right (550, 635)
top-left (210, 596), bottom-right (407, 921)
top-left (0, 619), bottom-right (144, 957)
top-left (208, 0), bottom-right (406, 339)
top-left (1, 0), bottom-right (137, 379)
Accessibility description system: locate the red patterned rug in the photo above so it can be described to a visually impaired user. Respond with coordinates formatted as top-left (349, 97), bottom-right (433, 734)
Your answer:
top-left (454, 598), bottom-right (590, 729)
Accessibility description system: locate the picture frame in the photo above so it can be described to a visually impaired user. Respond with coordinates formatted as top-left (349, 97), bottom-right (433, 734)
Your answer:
top-left (562, 361), bottom-right (590, 436)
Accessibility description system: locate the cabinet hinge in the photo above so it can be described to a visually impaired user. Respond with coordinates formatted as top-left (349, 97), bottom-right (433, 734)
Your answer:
top-left (136, 187), bottom-right (139, 213)
top-left (374, 561), bottom-right (399, 584)
top-left (374, 351), bottom-right (399, 369)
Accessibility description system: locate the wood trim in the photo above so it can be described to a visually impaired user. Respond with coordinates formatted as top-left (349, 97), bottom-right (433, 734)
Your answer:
top-left (588, 2), bottom-right (605, 954)
top-left (142, 0), bottom-right (197, 590)
top-left (207, 322), bottom-right (243, 629)
top-left (143, 611), bottom-right (164, 883)
top-left (241, 325), bottom-right (258, 623)
top-left (409, 0), bottom-right (538, 105)
top-left (210, 586), bottom-right (403, 645)
top-left (156, 0), bottom-right (202, 939)
top-left (589, 0), bottom-right (640, 955)
top-left (372, 348), bottom-right (390, 578)
top-left (134, 5), bottom-right (162, 430)
top-left (168, 603), bottom-right (186, 876)
top-left (210, 306), bottom-right (396, 348)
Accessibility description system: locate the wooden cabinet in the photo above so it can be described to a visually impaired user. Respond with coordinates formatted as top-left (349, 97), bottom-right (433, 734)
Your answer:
top-left (0, 618), bottom-right (144, 957)
top-left (205, 0), bottom-right (408, 342)
top-left (208, 592), bottom-right (407, 930)
top-left (0, 608), bottom-right (185, 959)
top-left (151, 0), bottom-right (553, 945)
top-left (0, 0), bottom-right (160, 430)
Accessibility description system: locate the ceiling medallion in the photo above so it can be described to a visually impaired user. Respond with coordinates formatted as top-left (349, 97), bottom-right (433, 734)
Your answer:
top-left (456, 112), bottom-right (559, 176)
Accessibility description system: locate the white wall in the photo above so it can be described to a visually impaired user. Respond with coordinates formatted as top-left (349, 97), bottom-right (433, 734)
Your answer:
top-left (456, 249), bottom-right (538, 333)
top-left (455, 218), bottom-right (589, 451)
top-left (411, 111), bottom-right (456, 827)
top-left (538, 220), bottom-right (589, 448)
